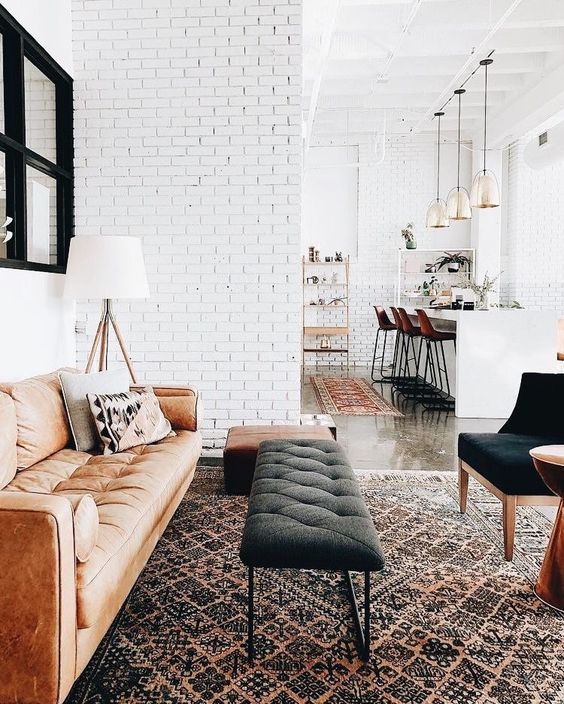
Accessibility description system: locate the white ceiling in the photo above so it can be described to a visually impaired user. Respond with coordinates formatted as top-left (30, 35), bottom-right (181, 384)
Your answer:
top-left (303, 0), bottom-right (564, 146)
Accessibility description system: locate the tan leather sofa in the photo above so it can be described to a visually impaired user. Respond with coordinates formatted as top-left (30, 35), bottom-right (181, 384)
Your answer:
top-left (0, 370), bottom-right (202, 704)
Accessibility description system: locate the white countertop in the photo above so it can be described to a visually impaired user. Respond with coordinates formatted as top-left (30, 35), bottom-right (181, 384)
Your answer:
top-left (403, 307), bottom-right (544, 322)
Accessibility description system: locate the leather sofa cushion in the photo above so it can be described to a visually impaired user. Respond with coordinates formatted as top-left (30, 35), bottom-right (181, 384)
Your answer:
top-left (0, 392), bottom-right (17, 489)
top-left (0, 369), bottom-right (76, 470)
top-left (458, 432), bottom-right (559, 495)
top-left (63, 493), bottom-right (99, 563)
top-left (132, 385), bottom-right (200, 432)
top-left (5, 430), bottom-right (202, 629)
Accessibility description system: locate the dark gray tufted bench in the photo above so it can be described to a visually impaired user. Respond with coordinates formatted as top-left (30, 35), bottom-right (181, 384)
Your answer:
top-left (239, 438), bottom-right (384, 661)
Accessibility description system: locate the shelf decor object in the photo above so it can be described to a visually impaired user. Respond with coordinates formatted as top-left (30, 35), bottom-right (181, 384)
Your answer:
top-left (64, 235), bottom-right (150, 383)
top-left (471, 58), bottom-right (500, 209)
top-left (395, 247), bottom-right (475, 307)
top-left (401, 223), bottom-right (416, 249)
top-left (302, 255), bottom-right (349, 369)
top-left (447, 89), bottom-right (472, 220)
top-left (426, 111), bottom-right (450, 228)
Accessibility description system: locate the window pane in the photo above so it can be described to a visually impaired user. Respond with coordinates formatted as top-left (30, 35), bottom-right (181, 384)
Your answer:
top-left (24, 58), bottom-right (56, 162)
top-left (0, 153), bottom-right (9, 259)
top-left (26, 165), bottom-right (57, 265)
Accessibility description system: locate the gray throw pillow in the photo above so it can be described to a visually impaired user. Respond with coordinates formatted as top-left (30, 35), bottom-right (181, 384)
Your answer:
top-left (59, 369), bottom-right (130, 452)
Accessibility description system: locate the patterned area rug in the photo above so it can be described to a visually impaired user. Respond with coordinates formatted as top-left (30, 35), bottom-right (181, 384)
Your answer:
top-left (66, 470), bottom-right (563, 704)
top-left (310, 376), bottom-right (403, 416)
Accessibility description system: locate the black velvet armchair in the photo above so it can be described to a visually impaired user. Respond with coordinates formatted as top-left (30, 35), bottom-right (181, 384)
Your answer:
top-left (458, 372), bottom-right (562, 560)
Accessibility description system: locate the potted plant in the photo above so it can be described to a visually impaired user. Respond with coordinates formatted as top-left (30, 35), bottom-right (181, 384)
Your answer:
top-left (460, 272), bottom-right (501, 310)
top-left (435, 251), bottom-right (472, 273)
top-left (401, 223), bottom-right (416, 249)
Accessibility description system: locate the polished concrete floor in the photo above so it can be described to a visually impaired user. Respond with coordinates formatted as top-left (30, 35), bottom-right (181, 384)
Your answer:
top-left (302, 366), bottom-right (502, 472)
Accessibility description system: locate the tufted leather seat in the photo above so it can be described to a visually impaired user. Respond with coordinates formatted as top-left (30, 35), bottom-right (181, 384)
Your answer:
top-left (240, 439), bottom-right (384, 572)
top-left (0, 371), bottom-right (203, 704)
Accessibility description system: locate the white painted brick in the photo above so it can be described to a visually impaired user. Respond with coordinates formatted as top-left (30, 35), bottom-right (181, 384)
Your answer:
top-left (501, 137), bottom-right (564, 313)
top-left (72, 0), bottom-right (302, 448)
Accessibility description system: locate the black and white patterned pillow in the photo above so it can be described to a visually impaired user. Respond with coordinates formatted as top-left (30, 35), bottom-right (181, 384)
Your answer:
top-left (87, 387), bottom-right (175, 455)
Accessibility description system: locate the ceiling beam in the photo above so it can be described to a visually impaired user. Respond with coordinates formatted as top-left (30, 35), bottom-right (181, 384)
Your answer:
top-left (485, 58), bottom-right (564, 147)
top-left (411, 0), bottom-right (526, 133)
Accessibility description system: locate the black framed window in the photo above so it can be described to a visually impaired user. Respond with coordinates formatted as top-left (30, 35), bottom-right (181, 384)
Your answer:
top-left (0, 6), bottom-right (73, 273)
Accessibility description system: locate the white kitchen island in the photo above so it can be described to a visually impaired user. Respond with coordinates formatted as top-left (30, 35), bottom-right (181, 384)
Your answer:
top-left (404, 308), bottom-right (560, 418)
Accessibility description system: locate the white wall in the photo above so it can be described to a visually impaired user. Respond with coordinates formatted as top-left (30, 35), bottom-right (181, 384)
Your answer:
top-left (0, 270), bottom-right (75, 379)
top-left (2, 0), bottom-right (73, 74)
top-left (72, 0), bottom-right (302, 448)
top-left (501, 136), bottom-right (564, 313)
top-left (302, 147), bottom-right (358, 257)
top-left (0, 0), bottom-right (75, 381)
top-left (304, 135), bottom-right (472, 366)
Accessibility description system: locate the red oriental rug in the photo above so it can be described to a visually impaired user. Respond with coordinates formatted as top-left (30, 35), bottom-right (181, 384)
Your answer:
top-left (310, 376), bottom-right (403, 416)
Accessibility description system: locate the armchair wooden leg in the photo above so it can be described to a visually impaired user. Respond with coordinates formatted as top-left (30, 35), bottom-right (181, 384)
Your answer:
top-left (503, 495), bottom-right (516, 561)
top-left (458, 461), bottom-right (468, 514)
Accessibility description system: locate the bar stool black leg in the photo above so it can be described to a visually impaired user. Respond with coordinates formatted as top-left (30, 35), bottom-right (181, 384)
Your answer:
top-left (379, 330), bottom-right (392, 380)
top-left (439, 340), bottom-right (451, 398)
top-left (371, 329), bottom-right (393, 383)
top-left (370, 328), bottom-right (381, 380)
top-left (248, 566), bottom-right (254, 662)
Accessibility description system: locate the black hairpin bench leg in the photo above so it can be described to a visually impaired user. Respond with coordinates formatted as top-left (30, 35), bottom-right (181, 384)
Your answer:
top-left (248, 566), bottom-right (254, 662)
top-left (344, 571), bottom-right (371, 661)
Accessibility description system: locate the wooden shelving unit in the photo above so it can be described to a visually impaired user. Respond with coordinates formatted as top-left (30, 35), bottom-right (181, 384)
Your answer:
top-left (302, 256), bottom-right (349, 368)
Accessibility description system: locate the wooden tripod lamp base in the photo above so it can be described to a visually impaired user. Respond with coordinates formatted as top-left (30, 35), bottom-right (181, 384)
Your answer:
top-left (85, 299), bottom-right (138, 384)
top-left (64, 235), bottom-right (150, 385)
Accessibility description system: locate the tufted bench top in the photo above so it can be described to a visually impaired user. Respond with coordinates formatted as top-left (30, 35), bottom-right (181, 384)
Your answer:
top-left (239, 439), bottom-right (384, 572)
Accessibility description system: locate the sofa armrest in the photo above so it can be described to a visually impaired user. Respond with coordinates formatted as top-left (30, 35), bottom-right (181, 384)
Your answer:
top-left (0, 492), bottom-right (77, 704)
top-left (131, 385), bottom-right (202, 432)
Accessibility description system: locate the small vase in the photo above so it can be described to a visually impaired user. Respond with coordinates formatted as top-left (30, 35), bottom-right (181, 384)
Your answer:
top-left (447, 263), bottom-right (460, 273)
top-left (476, 291), bottom-right (489, 310)
top-left (406, 239), bottom-right (417, 250)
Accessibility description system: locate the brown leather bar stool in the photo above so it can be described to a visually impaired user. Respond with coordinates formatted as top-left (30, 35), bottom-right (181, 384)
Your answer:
top-left (529, 446), bottom-right (564, 612)
top-left (416, 309), bottom-right (456, 408)
top-left (371, 306), bottom-right (396, 383)
top-left (391, 307), bottom-right (424, 397)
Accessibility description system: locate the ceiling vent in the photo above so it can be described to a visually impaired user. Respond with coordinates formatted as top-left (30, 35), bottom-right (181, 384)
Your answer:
top-left (524, 123), bottom-right (564, 170)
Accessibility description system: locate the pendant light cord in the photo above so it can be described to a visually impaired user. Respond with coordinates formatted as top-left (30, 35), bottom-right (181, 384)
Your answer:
top-left (483, 62), bottom-right (488, 173)
top-left (456, 92), bottom-right (462, 189)
top-left (436, 114), bottom-right (441, 200)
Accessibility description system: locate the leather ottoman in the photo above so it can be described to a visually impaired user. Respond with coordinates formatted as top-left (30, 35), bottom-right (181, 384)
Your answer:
top-left (223, 425), bottom-right (334, 495)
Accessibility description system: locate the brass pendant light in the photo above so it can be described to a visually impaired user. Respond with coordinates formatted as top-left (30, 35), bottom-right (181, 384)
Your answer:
top-left (426, 111), bottom-right (449, 228)
top-left (471, 58), bottom-right (500, 208)
top-left (446, 89), bottom-right (471, 220)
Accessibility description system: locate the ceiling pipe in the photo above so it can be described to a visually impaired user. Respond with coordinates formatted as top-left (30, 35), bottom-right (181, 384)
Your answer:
top-left (305, 0), bottom-right (341, 152)
top-left (376, 0), bottom-right (423, 81)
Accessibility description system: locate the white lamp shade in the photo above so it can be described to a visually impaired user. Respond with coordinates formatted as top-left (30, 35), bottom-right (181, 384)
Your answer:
top-left (426, 199), bottom-right (450, 228)
top-left (470, 170), bottom-right (500, 208)
top-left (446, 187), bottom-right (472, 220)
top-left (64, 236), bottom-right (150, 300)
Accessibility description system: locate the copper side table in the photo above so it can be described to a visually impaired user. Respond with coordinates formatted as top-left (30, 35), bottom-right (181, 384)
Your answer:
top-left (529, 446), bottom-right (564, 612)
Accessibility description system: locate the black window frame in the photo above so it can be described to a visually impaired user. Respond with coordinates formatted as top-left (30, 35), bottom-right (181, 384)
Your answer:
top-left (0, 5), bottom-right (73, 274)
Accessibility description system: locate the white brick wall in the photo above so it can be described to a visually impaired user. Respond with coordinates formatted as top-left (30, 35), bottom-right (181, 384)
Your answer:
top-left (72, 0), bottom-right (302, 448)
top-left (501, 137), bottom-right (564, 313)
top-left (304, 135), bottom-right (472, 367)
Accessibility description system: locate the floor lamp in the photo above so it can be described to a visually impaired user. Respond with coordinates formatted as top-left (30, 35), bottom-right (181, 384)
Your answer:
top-left (65, 236), bottom-right (150, 384)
